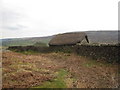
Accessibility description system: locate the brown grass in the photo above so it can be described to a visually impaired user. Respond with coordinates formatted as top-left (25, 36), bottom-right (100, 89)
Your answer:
top-left (2, 51), bottom-right (119, 88)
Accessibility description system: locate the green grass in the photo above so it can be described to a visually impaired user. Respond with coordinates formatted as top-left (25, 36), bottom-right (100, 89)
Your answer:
top-left (34, 42), bottom-right (47, 47)
top-left (31, 69), bottom-right (68, 88)
top-left (11, 50), bottom-right (39, 55)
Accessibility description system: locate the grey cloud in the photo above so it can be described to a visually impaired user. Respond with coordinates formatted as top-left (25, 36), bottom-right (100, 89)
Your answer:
top-left (1, 8), bottom-right (27, 30)
top-left (2, 24), bottom-right (27, 30)
top-left (3, 26), bottom-right (20, 30)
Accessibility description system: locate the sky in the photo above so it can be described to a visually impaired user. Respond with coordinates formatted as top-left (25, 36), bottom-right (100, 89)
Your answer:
top-left (1, 0), bottom-right (119, 39)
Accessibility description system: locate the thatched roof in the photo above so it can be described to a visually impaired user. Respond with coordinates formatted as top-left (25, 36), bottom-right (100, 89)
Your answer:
top-left (49, 32), bottom-right (89, 46)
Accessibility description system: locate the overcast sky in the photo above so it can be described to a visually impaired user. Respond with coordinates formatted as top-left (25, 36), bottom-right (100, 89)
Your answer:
top-left (1, 0), bottom-right (119, 39)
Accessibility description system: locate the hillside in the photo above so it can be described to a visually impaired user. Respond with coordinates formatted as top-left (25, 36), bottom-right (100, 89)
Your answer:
top-left (1, 36), bottom-right (53, 46)
top-left (1, 31), bottom-right (119, 46)
top-left (86, 31), bottom-right (119, 44)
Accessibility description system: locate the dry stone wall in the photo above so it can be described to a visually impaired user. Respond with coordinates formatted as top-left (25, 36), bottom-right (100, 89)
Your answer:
top-left (8, 45), bottom-right (119, 63)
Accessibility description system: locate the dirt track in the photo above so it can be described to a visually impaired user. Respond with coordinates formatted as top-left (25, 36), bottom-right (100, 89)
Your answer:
top-left (2, 51), bottom-right (119, 88)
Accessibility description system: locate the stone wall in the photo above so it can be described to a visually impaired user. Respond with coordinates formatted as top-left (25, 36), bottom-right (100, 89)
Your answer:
top-left (8, 44), bottom-right (119, 63)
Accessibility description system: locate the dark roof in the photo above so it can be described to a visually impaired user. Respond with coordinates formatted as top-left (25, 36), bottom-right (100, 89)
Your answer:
top-left (49, 32), bottom-right (89, 46)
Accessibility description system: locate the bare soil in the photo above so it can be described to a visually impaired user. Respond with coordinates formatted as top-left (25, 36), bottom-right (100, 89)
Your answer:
top-left (2, 51), bottom-right (119, 88)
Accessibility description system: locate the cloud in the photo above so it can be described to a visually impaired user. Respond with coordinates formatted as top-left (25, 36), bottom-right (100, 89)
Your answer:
top-left (1, 8), bottom-right (27, 31)
top-left (2, 9), bottom-right (20, 23)
top-left (1, 0), bottom-right (119, 39)
top-left (2, 24), bottom-right (27, 30)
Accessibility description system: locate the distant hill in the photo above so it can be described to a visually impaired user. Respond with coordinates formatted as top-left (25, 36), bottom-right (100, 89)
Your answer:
top-left (1, 31), bottom-right (119, 46)
top-left (85, 31), bottom-right (119, 44)
top-left (1, 36), bottom-right (53, 46)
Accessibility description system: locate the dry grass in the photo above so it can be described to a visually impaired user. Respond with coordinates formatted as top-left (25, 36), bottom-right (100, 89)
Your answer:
top-left (2, 51), bottom-right (119, 88)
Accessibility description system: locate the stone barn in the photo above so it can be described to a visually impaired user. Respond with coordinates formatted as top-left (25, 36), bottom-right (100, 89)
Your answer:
top-left (49, 32), bottom-right (89, 46)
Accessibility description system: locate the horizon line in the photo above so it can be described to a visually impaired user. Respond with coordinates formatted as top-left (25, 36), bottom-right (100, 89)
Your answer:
top-left (1, 30), bottom-right (119, 39)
